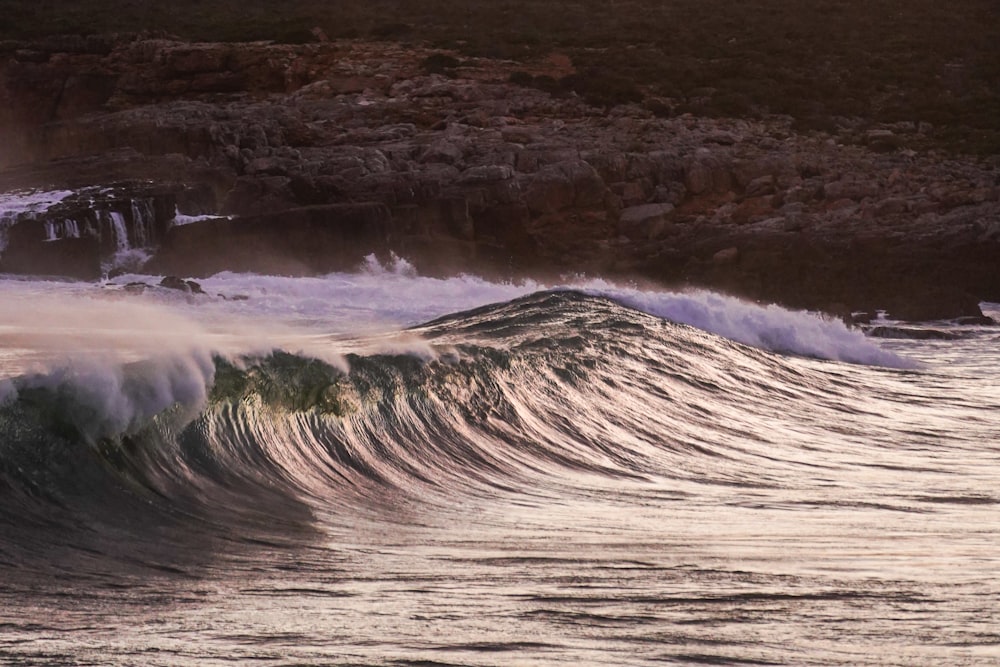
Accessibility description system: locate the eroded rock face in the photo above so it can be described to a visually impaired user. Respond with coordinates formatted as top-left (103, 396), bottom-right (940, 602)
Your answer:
top-left (0, 236), bottom-right (101, 279)
top-left (1, 35), bottom-right (999, 318)
top-left (147, 203), bottom-right (394, 277)
top-left (0, 182), bottom-right (181, 279)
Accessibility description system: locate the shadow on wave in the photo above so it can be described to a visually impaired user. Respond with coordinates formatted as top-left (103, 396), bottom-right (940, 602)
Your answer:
top-left (0, 289), bottom-right (911, 576)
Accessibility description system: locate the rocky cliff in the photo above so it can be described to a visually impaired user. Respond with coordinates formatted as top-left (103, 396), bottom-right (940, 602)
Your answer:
top-left (2, 35), bottom-right (998, 319)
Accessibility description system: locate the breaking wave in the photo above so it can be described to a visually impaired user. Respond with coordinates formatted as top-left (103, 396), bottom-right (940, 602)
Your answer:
top-left (0, 288), bottom-right (915, 556)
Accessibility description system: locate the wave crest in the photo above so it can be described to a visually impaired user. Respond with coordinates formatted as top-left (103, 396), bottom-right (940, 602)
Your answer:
top-left (584, 285), bottom-right (916, 368)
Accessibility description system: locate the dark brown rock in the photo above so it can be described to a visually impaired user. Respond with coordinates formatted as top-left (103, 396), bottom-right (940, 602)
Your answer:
top-left (886, 289), bottom-right (986, 322)
top-left (618, 203), bottom-right (674, 240)
top-left (0, 236), bottom-right (100, 279)
top-left (159, 276), bottom-right (205, 294)
top-left (1, 34), bottom-right (999, 316)
top-left (148, 203), bottom-right (393, 277)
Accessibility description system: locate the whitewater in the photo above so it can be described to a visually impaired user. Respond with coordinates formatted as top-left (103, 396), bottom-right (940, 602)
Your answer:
top-left (1, 256), bottom-right (999, 666)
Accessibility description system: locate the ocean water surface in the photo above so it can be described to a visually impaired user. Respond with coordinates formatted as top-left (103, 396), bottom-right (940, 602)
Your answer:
top-left (1, 258), bottom-right (998, 666)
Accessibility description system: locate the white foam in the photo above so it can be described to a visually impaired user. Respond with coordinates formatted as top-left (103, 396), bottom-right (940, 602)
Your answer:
top-left (0, 377), bottom-right (15, 406)
top-left (107, 211), bottom-right (130, 251)
top-left (0, 189), bottom-right (76, 252)
top-left (0, 263), bottom-right (922, 443)
top-left (1, 256), bottom-right (912, 392)
top-left (20, 350), bottom-right (216, 442)
top-left (131, 199), bottom-right (156, 246)
top-left (43, 219), bottom-right (81, 242)
top-left (180, 254), bottom-right (543, 334)
top-left (104, 247), bottom-right (153, 275)
top-left (0, 189), bottom-right (75, 216)
top-left (171, 208), bottom-right (230, 227)
top-left (0, 281), bottom-right (354, 439)
top-left (580, 283), bottom-right (917, 369)
top-left (198, 262), bottom-right (912, 367)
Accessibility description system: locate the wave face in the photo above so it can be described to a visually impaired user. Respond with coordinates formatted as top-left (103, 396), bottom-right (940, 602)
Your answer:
top-left (0, 290), bottom-right (905, 530)
top-left (2, 277), bottom-right (999, 666)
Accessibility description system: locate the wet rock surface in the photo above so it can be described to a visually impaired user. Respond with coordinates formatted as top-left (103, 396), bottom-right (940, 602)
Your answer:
top-left (1, 35), bottom-right (998, 320)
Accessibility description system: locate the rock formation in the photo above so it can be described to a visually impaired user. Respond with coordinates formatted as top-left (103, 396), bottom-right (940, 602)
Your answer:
top-left (1, 35), bottom-right (998, 320)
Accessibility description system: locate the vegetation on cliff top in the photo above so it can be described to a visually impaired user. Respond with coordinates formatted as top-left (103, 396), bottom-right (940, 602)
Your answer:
top-left (1, 0), bottom-right (998, 154)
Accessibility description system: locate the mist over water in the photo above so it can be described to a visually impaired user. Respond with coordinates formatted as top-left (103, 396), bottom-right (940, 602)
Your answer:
top-left (0, 255), bottom-right (912, 379)
top-left (1, 260), bottom-right (998, 666)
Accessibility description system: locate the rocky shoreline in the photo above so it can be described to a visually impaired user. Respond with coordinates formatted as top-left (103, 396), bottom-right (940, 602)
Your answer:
top-left (2, 35), bottom-right (999, 320)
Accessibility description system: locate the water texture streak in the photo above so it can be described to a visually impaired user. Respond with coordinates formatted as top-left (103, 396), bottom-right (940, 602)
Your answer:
top-left (0, 266), bottom-right (998, 666)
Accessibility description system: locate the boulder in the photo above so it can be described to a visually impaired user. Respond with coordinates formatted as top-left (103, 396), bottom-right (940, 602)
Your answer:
top-left (618, 203), bottom-right (674, 240)
top-left (731, 196), bottom-right (775, 225)
top-left (685, 154), bottom-right (732, 195)
top-left (886, 288), bottom-right (986, 322)
top-left (712, 246), bottom-right (739, 264)
top-left (2, 33), bottom-right (1000, 315)
top-left (866, 129), bottom-right (903, 152)
top-left (745, 174), bottom-right (776, 198)
top-left (522, 160), bottom-right (606, 214)
top-left (159, 276), bottom-right (205, 294)
top-left (823, 178), bottom-right (880, 202)
top-left (867, 326), bottom-right (961, 340)
top-left (874, 198), bottom-right (908, 216)
top-left (523, 168), bottom-right (575, 214)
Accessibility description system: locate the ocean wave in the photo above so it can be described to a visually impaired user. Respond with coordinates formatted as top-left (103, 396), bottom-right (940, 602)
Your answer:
top-left (0, 289), bottom-right (911, 539)
top-left (586, 285), bottom-right (916, 368)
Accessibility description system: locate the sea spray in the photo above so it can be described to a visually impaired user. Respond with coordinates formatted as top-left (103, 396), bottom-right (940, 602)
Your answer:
top-left (578, 283), bottom-right (918, 368)
top-left (2, 257), bottom-right (913, 376)
top-left (0, 377), bottom-right (16, 406)
top-left (17, 351), bottom-right (216, 443)
top-left (1, 268), bottom-right (997, 667)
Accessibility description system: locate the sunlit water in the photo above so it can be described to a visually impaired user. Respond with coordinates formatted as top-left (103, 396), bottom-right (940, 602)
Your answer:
top-left (1, 266), bottom-right (998, 666)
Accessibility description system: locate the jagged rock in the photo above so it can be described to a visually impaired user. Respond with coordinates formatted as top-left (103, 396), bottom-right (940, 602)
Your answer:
top-left (886, 288), bottom-right (986, 322)
top-left (712, 247), bottom-right (739, 264)
top-left (147, 202), bottom-right (393, 276)
top-left (0, 182), bottom-right (177, 279)
top-left (731, 196), bottom-right (775, 225)
top-left (470, 203), bottom-right (536, 260)
top-left (684, 154), bottom-right (732, 195)
top-left (874, 198), bottom-right (908, 216)
top-left (745, 174), bottom-right (776, 198)
top-left (122, 281), bottom-right (150, 294)
top-left (421, 138), bottom-right (465, 165)
top-left (618, 203), bottom-right (674, 240)
top-left (782, 214), bottom-right (805, 232)
top-left (521, 160), bottom-right (604, 214)
top-left (1, 34), bottom-right (999, 314)
top-left (561, 160), bottom-right (607, 208)
top-left (732, 155), bottom-right (795, 188)
top-left (866, 129), bottom-right (902, 152)
top-left (611, 181), bottom-right (648, 207)
top-left (823, 178), bottom-right (880, 201)
top-left (159, 276), bottom-right (205, 293)
top-left (458, 165), bottom-right (515, 184)
top-left (583, 151), bottom-right (628, 183)
top-left (0, 236), bottom-right (100, 279)
top-left (222, 176), bottom-right (296, 215)
top-left (867, 326), bottom-right (961, 340)
top-left (783, 181), bottom-right (823, 204)
top-left (523, 167), bottom-right (575, 214)
top-left (953, 315), bottom-right (995, 325)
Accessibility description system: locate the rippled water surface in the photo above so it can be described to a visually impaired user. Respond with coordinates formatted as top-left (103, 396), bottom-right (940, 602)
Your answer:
top-left (1, 273), bottom-right (998, 666)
